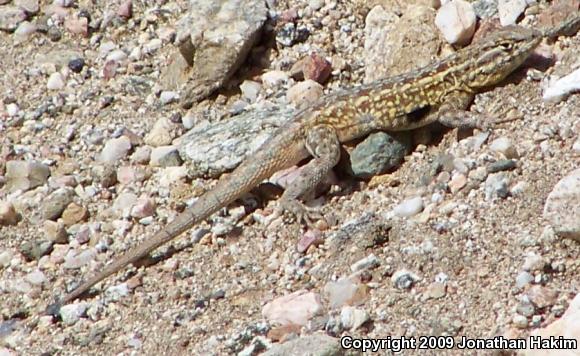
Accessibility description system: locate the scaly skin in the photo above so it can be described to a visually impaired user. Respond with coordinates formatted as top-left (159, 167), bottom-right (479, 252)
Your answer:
top-left (48, 13), bottom-right (580, 314)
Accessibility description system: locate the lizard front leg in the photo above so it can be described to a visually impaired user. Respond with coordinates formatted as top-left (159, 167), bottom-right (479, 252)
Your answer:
top-left (276, 124), bottom-right (341, 225)
top-left (434, 91), bottom-right (511, 130)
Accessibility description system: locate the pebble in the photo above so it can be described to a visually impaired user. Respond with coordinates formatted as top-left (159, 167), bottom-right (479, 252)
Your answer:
top-left (522, 252), bottom-right (544, 272)
top-left (63, 249), bottom-right (96, 269)
top-left (449, 173), bottom-right (467, 194)
top-left (515, 271), bottom-right (534, 289)
top-left (286, 80), bottom-right (323, 106)
top-left (0, 250), bottom-right (13, 268)
top-left (487, 159), bottom-right (517, 173)
top-left (262, 290), bottom-right (322, 326)
top-left (0, 6), bottom-right (27, 31)
top-left (261, 70), bottom-right (289, 88)
top-left (543, 168), bottom-right (580, 240)
top-left (240, 80), bottom-right (262, 102)
top-left (46, 72), bottom-right (65, 90)
top-left (41, 187), bottom-right (74, 220)
top-left (350, 254), bottom-right (380, 272)
top-left (512, 314), bottom-right (528, 329)
top-left (105, 283), bottom-right (130, 302)
top-left (435, 0), bottom-right (477, 45)
top-left (99, 136), bottom-right (132, 163)
top-left (340, 306), bottom-right (370, 331)
top-left (5, 160), bottom-right (50, 192)
top-left (130, 146), bottom-right (151, 164)
top-left (324, 277), bottom-right (367, 309)
top-left (61, 202), bottom-right (89, 225)
top-left (150, 146), bottom-right (183, 167)
top-left (484, 173), bottom-right (510, 200)
top-left (498, 0), bottom-right (527, 26)
top-left (393, 197), bottom-right (424, 217)
top-left (113, 192), bottom-right (138, 217)
top-left (296, 229), bottom-right (323, 253)
top-left (159, 91), bottom-right (179, 105)
top-left (25, 270), bottom-right (47, 286)
top-left (130, 196), bottom-right (156, 218)
top-left (0, 201), bottom-right (19, 226)
top-left (489, 137), bottom-right (518, 159)
top-left (68, 57), bottom-right (85, 73)
top-left (526, 285), bottom-right (558, 309)
top-left (60, 303), bottom-right (88, 325)
top-left (144, 117), bottom-right (176, 147)
top-left (143, 38), bottom-right (162, 54)
top-left (516, 300), bottom-right (535, 317)
top-left (20, 240), bottom-right (53, 261)
top-left (392, 269), bottom-right (421, 289)
top-left (426, 282), bottom-right (447, 299)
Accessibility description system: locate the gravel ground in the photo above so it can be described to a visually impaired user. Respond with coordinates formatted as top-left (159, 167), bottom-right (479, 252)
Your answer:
top-left (0, 0), bottom-right (579, 355)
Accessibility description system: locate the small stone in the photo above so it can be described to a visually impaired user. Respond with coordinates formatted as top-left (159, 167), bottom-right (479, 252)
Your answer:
top-left (304, 54), bottom-right (331, 84)
top-left (489, 137), bottom-right (519, 159)
top-left (143, 38), bottom-right (162, 54)
top-left (150, 146), bottom-right (183, 167)
top-left (262, 290), bottom-right (322, 326)
top-left (487, 159), bottom-right (517, 173)
top-left (64, 15), bottom-right (88, 36)
top-left (6, 160), bottom-right (50, 192)
top-left (543, 168), bottom-right (580, 240)
top-left (522, 252), bottom-right (544, 272)
top-left (99, 136), bottom-right (132, 163)
top-left (68, 57), bottom-right (85, 73)
top-left (60, 303), bottom-right (88, 325)
top-left (159, 91), bottom-right (179, 105)
top-left (498, 0), bottom-right (527, 26)
top-left (435, 0), bottom-right (477, 45)
top-left (118, 0), bottom-right (132, 19)
top-left (0, 201), bottom-right (19, 226)
top-left (512, 314), bottom-right (528, 329)
top-left (286, 80), bottom-right (324, 107)
top-left (144, 118), bottom-right (176, 147)
top-left (527, 286), bottom-right (558, 309)
top-left (516, 300), bottom-right (535, 317)
top-left (485, 173), bottom-right (510, 199)
top-left (340, 306), bottom-right (370, 331)
top-left (393, 197), bottom-right (424, 217)
top-left (296, 229), bottom-right (323, 253)
top-left (542, 69), bottom-right (580, 103)
top-left (63, 249), bottom-right (96, 269)
top-left (350, 254), bottom-right (380, 272)
top-left (25, 270), bottom-right (47, 286)
top-left (6, 103), bottom-right (19, 117)
top-left (0, 6), bottom-right (27, 31)
top-left (61, 202), bottom-right (89, 226)
top-left (130, 196), bottom-right (156, 218)
top-left (426, 282), bottom-right (447, 299)
top-left (41, 187), bottom-right (74, 220)
top-left (105, 283), bottom-right (130, 302)
top-left (240, 80), bottom-right (262, 102)
top-left (261, 70), bottom-right (289, 88)
top-left (392, 269), bottom-right (421, 289)
top-left (46, 72), bottom-right (65, 90)
top-left (0, 250), bottom-right (13, 268)
top-left (449, 173), bottom-right (467, 194)
top-left (515, 271), bottom-right (534, 289)
top-left (324, 278), bottom-right (368, 309)
top-left (20, 240), bottom-right (53, 261)
top-left (131, 146), bottom-right (152, 164)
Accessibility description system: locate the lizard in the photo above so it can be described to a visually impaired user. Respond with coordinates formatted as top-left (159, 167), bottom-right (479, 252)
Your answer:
top-left (47, 13), bottom-right (580, 315)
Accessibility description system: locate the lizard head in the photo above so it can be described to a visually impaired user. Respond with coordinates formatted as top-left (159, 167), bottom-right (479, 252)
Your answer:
top-left (466, 26), bottom-right (542, 88)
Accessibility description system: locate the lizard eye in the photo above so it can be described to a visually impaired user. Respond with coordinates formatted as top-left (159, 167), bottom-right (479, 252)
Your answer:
top-left (500, 43), bottom-right (513, 50)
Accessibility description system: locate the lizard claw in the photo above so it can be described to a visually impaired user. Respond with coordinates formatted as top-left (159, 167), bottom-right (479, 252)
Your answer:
top-left (275, 198), bottom-right (324, 227)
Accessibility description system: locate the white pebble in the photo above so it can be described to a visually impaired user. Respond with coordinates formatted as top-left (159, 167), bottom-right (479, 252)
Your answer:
top-left (47, 72), bottom-right (65, 90)
top-left (393, 197), bottom-right (424, 217)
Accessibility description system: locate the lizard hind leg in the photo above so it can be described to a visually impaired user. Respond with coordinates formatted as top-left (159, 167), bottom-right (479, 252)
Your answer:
top-left (276, 124), bottom-right (341, 226)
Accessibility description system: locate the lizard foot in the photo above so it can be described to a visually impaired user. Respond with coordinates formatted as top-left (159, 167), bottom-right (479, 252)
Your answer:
top-left (275, 198), bottom-right (324, 227)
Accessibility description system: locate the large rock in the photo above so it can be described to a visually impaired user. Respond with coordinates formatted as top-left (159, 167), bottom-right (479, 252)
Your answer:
top-left (543, 169), bottom-right (580, 240)
top-left (164, 0), bottom-right (268, 108)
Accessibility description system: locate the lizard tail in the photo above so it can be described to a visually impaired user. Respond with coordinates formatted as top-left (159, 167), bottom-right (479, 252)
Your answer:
top-left (49, 124), bottom-right (307, 314)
